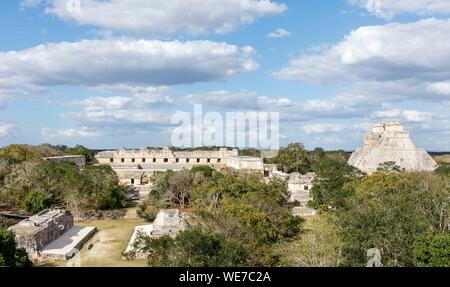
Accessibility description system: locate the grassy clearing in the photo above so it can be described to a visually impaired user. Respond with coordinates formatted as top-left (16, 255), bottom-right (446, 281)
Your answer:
top-left (37, 216), bottom-right (148, 267)
top-left (280, 215), bottom-right (342, 267)
top-left (434, 154), bottom-right (450, 164)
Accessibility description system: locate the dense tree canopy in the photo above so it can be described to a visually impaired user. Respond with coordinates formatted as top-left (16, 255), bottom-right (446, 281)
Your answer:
top-left (336, 172), bottom-right (449, 267)
top-left (133, 228), bottom-right (248, 267)
top-left (0, 159), bottom-right (127, 214)
top-left (413, 233), bottom-right (450, 267)
top-left (266, 143), bottom-right (312, 174)
top-left (309, 155), bottom-right (364, 209)
top-left (137, 167), bottom-right (302, 267)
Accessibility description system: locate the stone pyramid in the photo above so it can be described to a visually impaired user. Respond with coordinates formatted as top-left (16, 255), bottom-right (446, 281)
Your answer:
top-left (348, 121), bottom-right (437, 174)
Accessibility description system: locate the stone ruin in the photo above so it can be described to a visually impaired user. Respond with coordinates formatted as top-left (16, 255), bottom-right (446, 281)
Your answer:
top-left (267, 169), bottom-right (317, 217)
top-left (288, 172), bottom-right (317, 217)
top-left (8, 209), bottom-right (96, 261)
top-left (348, 121), bottom-right (437, 174)
top-left (94, 147), bottom-right (264, 199)
top-left (43, 155), bottom-right (86, 169)
top-left (8, 209), bottom-right (73, 259)
top-left (124, 209), bottom-right (189, 259)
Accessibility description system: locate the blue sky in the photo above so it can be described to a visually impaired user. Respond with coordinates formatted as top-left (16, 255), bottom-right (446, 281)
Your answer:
top-left (0, 0), bottom-right (449, 151)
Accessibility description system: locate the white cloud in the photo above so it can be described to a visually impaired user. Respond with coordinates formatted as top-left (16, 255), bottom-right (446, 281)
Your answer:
top-left (301, 123), bottom-right (343, 134)
top-left (267, 28), bottom-right (291, 38)
top-left (184, 90), bottom-right (292, 110)
top-left (427, 81), bottom-right (450, 95)
top-left (0, 123), bottom-right (15, 137)
top-left (74, 89), bottom-right (173, 113)
top-left (184, 89), bottom-right (382, 124)
top-left (76, 96), bottom-right (134, 110)
top-left (20, 0), bottom-right (41, 9)
top-left (65, 107), bottom-right (173, 129)
top-left (93, 85), bottom-right (174, 105)
top-left (0, 39), bottom-right (257, 102)
top-left (274, 19), bottom-right (450, 83)
top-left (41, 127), bottom-right (100, 139)
top-left (349, 0), bottom-right (450, 19)
top-left (402, 110), bottom-right (433, 122)
top-left (274, 18), bottom-right (450, 106)
top-left (372, 108), bottom-right (403, 118)
top-left (185, 90), bottom-right (258, 109)
top-left (23, 0), bottom-right (287, 36)
top-left (0, 39), bottom-right (257, 97)
top-left (372, 109), bottom-right (433, 122)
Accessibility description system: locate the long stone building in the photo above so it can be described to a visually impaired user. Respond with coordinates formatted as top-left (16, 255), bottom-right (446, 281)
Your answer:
top-left (348, 121), bottom-right (437, 174)
top-left (95, 147), bottom-right (264, 188)
top-left (43, 155), bottom-right (86, 169)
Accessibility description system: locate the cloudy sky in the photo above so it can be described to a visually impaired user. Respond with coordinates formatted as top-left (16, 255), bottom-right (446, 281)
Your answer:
top-left (1, 0), bottom-right (449, 151)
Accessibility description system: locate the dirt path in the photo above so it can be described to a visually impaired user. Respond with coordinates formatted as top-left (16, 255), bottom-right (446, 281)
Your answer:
top-left (37, 217), bottom-right (148, 267)
top-left (124, 207), bottom-right (138, 219)
top-left (76, 218), bottom-right (147, 266)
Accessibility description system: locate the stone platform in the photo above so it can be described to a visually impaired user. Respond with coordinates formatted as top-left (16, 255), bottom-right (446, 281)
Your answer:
top-left (40, 226), bottom-right (97, 260)
top-left (124, 209), bottom-right (188, 259)
top-left (293, 206), bottom-right (317, 217)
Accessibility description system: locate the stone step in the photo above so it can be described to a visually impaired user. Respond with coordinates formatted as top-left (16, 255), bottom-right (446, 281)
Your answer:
top-left (40, 226), bottom-right (97, 260)
top-left (293, 206), bottom-right (317, 217)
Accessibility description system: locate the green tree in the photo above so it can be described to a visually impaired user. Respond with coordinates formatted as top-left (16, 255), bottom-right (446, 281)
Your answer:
top-left (190, 165), bottom-right (214, 177)
top-left (268, 143), bottom-right (311, 174)
top-left (238, 148), bottom-right (261, 157)
top-left (1, 160), bottom-right (80, 208)
top-left (337, 172), bottom-right (449, 267)
top-left (309, 156), bottom-right (363, 209)
top-left (62, 145), bottom-right (94, 163)
top-left (134, 228), bottom-right (247, 267)
top-left (413, 233), bottom-right (450, 267)
top-left (435, 163), bottom-right (450, 177)
top-left (81, 165), bottom-right (127, 210)
top-left (222, 203), bottom-right (279, 244)
top-left (22, 191), bottom-right (52, 214)
top-left (0, 226), bottom-right (32, 267)
top-left (137, 200), bottom-right (160, 222)
top-left (0, 144), bottom-right (64, 164)
top-left (377, 161), bottom-right (402, 172)
top-left (282, 214), bottom-right (343, 267)
top-left (148, 170), bottom-right (204, 209)
top-left (138, 167), bottom-right (302, 267)
top-left (192, 169), bottom-right (289, 213)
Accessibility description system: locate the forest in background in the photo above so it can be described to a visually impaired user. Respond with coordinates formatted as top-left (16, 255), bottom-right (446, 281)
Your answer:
top-left (0, 143), bottom-right (449, 267)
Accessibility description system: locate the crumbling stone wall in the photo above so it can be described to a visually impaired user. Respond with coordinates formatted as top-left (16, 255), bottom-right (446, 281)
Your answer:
top-left (44, 155), bottom-right (86, 169)
top-left (8, 209), bottom-right (74, 259)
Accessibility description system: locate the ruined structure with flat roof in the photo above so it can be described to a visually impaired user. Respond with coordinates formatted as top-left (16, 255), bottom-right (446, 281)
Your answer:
top-left (43, 155), bottom-right (86, 169)
top-left (95, 148), bottom-right (264, 197)
top-left (124, 209), bottom-right (189, 259)
top-left (348, 121), bottom-right (437, 174)
top-left (8, 209), bottom-right (74, 259)
top-left (288, 172), bottom-right (317, 217)
top-left (266, 169), bottom-right (317, 217)
top-left (8, 209), bottom-right (96, 260)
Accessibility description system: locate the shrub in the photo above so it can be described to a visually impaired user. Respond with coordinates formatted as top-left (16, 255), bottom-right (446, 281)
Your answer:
top-left (0, 227), bottom-right (32, 267)
top-left (134, 228), bottom-right (248, 267)
top-left (22, 191), bottom-right (52, 214)
top-left (190, 165), bottom-right (214, 177)
top-left (413, 233), bottom-right (450, 267)
top-left (137, 201), bottom-right (160, 222)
